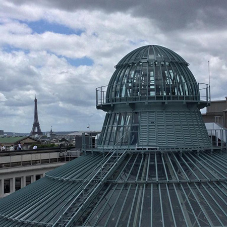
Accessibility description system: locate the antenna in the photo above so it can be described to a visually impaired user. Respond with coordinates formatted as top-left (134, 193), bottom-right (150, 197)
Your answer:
top-left (208, 61), bottom-right (211, 102)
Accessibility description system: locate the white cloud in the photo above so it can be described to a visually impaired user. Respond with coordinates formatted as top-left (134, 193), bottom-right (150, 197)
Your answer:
top-left (0, 1), bottom-right (45, 21)
top-left (0, 0), bottom-right (226, 133)
top-left (0, 93), bottom-right (6, 101)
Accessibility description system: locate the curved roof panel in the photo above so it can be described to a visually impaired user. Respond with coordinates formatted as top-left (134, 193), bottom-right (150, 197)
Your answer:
top-left (116, 45), bottom-right (189, 67)
top-left (0, 151), bottom-right (227, 226)
top-left (106, 45), bottom-right (199, 104)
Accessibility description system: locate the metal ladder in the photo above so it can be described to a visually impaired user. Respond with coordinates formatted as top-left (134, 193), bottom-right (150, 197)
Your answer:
top-left (52, 149), bottom-right (127, 227)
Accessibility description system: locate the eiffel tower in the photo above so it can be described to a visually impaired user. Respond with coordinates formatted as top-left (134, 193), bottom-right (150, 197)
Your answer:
top-left (30, 96), bottom-right (42, 135)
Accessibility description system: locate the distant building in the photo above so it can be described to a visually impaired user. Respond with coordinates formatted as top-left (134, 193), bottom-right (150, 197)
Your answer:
top-left (74, 131), bottom-right (100, 151)
top-left (202, 97), bottom-right (227, 128)
top-left (0, 130), bottom-right (3, 136)
top-left (0, 136), bottom-right (39, 150)
top-left (202, 98), bottom-right (227, 147)
top-left (0, 148), bottom-right (78, 198)
top-left (47, 126), bottom-right (57, 139)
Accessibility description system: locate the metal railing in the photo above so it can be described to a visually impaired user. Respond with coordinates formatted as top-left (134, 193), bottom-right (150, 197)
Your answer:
top-left (96, 83), bottom-right (210, 106)
top-left (0, 148), bottom-right (77, 169)
top-left (207, 129), bottom-right (227, 149)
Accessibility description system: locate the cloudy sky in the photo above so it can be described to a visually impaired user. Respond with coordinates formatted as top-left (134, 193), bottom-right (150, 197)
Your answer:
top-left (0, 0), bottom-right (226, 133)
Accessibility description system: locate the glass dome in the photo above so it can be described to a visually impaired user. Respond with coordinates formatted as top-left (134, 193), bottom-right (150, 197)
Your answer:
top-left (106, 45), bottom-right (199, 103)
top-left (96, 45), bottom-right (210, 149)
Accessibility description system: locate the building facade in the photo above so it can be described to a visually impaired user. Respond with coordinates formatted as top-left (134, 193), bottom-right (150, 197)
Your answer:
top-left (202, 97), bottom-right (227, 128)
top-left (0, 136), bottom-right (39, 151)
top-left (0, 148), bottom-right (78, 198)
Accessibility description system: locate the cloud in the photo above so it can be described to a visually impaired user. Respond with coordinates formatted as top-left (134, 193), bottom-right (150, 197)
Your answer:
top-left (0, 0), bottom-right (226, 133)
top-left (0, 93), bottom-right (6, 101)
top-left (8, 0), bottom-right (227, 31)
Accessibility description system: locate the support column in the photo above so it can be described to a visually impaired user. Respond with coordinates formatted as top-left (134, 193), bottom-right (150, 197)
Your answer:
top-left (0, 179), bottom-right (4, 198)
top-left (32, 175), bottom-right (36, 183)
top-left (21, 176), bottom-right (26, 188)
top-left (10, 177), bottom-right (15, 193)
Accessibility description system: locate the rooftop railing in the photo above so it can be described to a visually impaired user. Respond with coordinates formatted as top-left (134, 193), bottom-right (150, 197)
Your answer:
top-left (96, 82), bottom-right (210, 108)
top-left (0, 148), bottom-right (78, 169)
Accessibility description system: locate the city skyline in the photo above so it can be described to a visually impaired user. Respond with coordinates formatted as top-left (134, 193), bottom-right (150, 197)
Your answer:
top-left (0, 1), bottom-right (227, 132)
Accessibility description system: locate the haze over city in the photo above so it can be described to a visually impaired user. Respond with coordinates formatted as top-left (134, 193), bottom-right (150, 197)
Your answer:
top-left (0, 0), bottom-right (226, 133)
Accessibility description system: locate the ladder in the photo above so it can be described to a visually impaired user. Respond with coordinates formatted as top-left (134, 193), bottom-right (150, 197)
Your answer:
top-left (52, 149), bottom-right (127, 227)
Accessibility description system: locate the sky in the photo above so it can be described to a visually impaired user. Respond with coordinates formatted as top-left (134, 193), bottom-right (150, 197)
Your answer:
top-left (0, 0), bottom-right (227, 133)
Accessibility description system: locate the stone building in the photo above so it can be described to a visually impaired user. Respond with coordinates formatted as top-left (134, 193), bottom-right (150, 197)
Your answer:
top-left (0, 136), bottom-right (39, 151)
top-left (202, 97), bottom-right (227, 128)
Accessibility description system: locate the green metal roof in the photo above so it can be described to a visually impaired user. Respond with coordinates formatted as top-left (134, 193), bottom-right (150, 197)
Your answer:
top-left (0, 136), bottom-right (27, 144)
top-left (0, 150), bottom-right (227, 226)
top-left (116, 45), bottom-right (189, 67)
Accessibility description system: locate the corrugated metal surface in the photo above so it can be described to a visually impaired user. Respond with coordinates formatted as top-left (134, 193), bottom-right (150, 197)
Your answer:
top-left (0, 151), bottom-right (227, 226)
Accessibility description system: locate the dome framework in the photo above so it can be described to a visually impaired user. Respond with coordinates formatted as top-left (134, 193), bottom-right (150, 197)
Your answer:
top-left (97, 45), bottom-right (209, 105)
top-left (0, 45), bottom-right (226, 227)
top-left (96, 45), bottom-right (210, 150)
